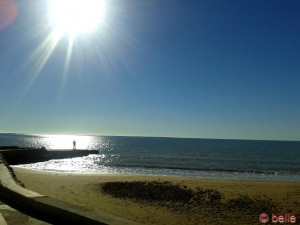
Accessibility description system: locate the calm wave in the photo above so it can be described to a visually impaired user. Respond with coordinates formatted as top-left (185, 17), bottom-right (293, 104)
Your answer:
top-left (1, 134), bottom-right (300, 181)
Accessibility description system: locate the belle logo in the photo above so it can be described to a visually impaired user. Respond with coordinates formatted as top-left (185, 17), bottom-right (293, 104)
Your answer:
top-left (259, 213), bottom-right (297, 223)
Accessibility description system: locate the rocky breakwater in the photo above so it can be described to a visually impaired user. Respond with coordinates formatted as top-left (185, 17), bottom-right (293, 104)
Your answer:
top-left (0, 147), bottom-right (98, 165)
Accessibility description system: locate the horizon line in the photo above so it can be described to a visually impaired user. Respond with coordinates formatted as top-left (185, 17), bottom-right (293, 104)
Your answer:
top-left (0, 132), bottom-right (299, 142)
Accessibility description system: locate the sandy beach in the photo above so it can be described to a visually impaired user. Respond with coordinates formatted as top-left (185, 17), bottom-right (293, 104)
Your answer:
top-left (12, 167), bottom-right (300, 225)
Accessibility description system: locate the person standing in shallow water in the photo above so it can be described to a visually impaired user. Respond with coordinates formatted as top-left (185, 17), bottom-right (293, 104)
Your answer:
top-left (73, 140), bottom-right (76, 150)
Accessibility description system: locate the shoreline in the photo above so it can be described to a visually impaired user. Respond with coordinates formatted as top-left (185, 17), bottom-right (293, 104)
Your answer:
top-left (13, 166), bottom-right (300, 184)
top-left (12, 167), bottom-right (300, 225)
top-left (12, 165), bottom-right (300, 182)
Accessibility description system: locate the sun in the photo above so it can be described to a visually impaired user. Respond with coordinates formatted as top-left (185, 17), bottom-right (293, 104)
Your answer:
top-left (48, 0), bottom-right (106, 38)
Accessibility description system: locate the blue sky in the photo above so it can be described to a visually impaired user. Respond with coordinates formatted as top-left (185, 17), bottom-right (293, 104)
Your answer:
top-left (0, 0), bottom-right (299, 140)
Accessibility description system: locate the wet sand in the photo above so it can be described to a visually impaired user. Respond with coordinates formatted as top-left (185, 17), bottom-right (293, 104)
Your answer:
top-left (12, 167), bottom-right (300, 225)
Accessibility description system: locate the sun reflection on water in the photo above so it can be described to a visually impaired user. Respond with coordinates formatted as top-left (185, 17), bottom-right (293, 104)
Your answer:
top-left (15, 154), bottom-right (118, 173)
top-left (14, 135), bottom-right (121, 173)
top-left (41, 134), bottom-right (98, 150)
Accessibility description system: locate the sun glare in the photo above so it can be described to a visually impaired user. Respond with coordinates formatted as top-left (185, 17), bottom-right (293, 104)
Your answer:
top-left (48, 0), bottom-right (105, 38)
top-left (42, 135), bottom-right (93, 150)
top-left (21, 0), bottom-right (111, 99)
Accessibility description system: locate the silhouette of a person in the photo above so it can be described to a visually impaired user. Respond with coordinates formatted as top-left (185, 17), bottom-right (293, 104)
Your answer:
top-left (73, 140), bottom-right (76, 150)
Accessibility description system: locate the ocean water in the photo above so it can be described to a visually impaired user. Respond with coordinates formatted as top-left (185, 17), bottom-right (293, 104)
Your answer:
top-left (1, 133), bottom-right (300, 181)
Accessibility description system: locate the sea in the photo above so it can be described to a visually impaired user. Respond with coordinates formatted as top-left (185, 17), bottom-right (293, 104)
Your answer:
top-left (0, 133), bottom-right (300, 181)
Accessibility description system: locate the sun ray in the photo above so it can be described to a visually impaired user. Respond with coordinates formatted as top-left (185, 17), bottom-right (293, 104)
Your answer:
top-left (17, 32), bottom-right (62, 105)
top-left (63, 38), bottom-right (74, 78)
top-left (58, 38), bottom-right (74, 98)
top-left (29, 32), bottom-right (62, 78)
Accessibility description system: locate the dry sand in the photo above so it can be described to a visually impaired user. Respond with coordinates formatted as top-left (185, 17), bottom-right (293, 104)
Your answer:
top-left (12, 167), bottom-right (300, 225)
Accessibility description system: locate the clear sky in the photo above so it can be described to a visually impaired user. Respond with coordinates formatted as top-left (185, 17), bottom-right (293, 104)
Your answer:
top-left (0, 0), bottom-right (299, 140)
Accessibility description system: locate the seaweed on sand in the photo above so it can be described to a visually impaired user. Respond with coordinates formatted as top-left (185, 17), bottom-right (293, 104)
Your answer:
top-left (100, 181), bottom-right (281, 224)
